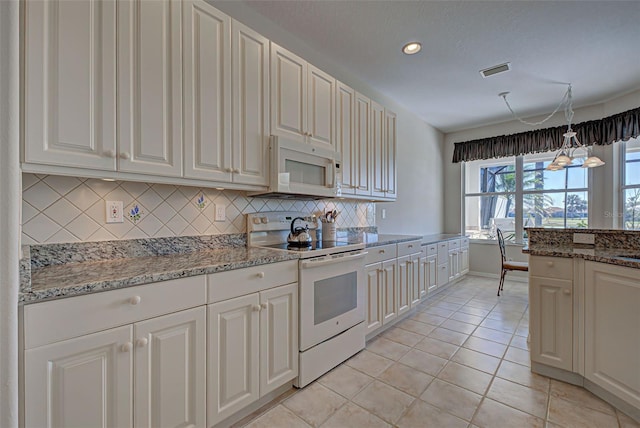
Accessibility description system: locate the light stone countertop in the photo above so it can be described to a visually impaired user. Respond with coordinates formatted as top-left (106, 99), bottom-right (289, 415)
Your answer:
top-left (523, 244), bottom-right (640, 269)
top-left (20, 247), bottom-right (299, 304)
top-left (363, 234), bottom-right (423, 247)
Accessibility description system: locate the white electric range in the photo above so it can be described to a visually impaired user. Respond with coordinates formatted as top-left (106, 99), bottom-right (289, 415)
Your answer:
top-left (247, 212), bottom-right (367, 387)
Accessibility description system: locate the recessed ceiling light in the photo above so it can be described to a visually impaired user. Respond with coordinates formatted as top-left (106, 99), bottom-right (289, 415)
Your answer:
top-left (402, 42), bottom-right (422, 55)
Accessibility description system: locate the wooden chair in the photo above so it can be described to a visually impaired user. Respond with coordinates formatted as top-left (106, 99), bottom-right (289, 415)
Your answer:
top-left (496, 228), bottom-right (528, 296)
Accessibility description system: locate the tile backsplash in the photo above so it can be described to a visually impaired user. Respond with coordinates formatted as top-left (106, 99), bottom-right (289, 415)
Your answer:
top-left (21, 174), bottom-right (376, 245)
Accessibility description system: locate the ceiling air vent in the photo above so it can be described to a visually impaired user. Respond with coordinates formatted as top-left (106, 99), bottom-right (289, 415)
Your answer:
top-left (480, 62), bottom-right (511, 78)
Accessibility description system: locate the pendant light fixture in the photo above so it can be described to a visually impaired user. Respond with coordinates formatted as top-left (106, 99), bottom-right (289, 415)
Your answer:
top-left (500, 84), bottom-right (605, 171)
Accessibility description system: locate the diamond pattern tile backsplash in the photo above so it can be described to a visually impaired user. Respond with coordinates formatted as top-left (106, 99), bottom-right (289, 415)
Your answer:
top-left (21, 174), bottom-right (376, 245)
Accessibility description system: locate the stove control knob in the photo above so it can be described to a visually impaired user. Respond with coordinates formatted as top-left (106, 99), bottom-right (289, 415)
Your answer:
top-left (261, 217), bottom-right (268, 224)
top-left (253, 217), bottom-right (261, 224)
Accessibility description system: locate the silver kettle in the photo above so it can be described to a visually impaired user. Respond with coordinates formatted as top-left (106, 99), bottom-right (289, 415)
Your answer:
top-left (287, 217), bottom-right (313, 246)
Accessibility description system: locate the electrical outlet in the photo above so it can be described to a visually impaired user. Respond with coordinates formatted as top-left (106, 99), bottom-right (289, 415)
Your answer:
top-left (573, 233), bottom-right (595, 245)
top-left (381, 208), bottom-right (387, 219)
top-left (106, 201), bottom-right (123, 223)
top-left (214, 204), bottom-right (226, 222)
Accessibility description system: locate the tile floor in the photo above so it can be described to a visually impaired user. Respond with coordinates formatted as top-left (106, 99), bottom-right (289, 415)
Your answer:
top-left (238, 276), bottom-right (639, 428)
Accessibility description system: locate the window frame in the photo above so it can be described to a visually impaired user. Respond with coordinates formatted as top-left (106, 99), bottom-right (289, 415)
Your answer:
top-left (463, 153), bottom-right (592, 244)
top-left (619, 137), bottom-right (640, 230)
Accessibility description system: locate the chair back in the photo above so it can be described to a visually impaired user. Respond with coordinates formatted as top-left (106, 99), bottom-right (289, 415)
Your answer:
top-left (496, 228), bottom-right (507, 263)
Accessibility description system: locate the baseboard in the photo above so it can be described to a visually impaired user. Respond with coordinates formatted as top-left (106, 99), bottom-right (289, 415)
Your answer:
top-left (468, 271), bottom-right (528, 282)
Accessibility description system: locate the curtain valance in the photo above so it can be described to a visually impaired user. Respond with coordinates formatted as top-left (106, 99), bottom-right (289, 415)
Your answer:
top-left (452, 106), bottom-right (640, 163)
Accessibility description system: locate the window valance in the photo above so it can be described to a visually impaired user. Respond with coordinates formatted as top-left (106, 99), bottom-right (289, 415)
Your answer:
top-left (452, 106), bottom-right (640, 163)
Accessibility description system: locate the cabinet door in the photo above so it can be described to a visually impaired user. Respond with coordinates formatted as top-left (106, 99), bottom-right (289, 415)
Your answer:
top-left (183, 0), bottom-right (231, 181)
top-left (397, 255), bottom-right (411, 316)
top-left (384, 110), bottom-right (397, 199)
top-left (584, 262), bottom-right (640, 409)
top-left (410, 255), bottom-right (421, 307)
top-left (419, 256), bottom-right (429, 299)
top-left (232, 20), bottom-right (270, 186)
top-left (259, 283), bottom-right (298, 396)
top-left (119, 0), bottom-right (182, 176)
top-left (448, 251), bottom-right (459, 281)
top-left (365, 263), bottom-right (382, 334)
top-left (370, 101), bottom-right (386, 199)
top-left (307, 64), bottom-right (335, 149)
top-left (381, 259), bottom-right (398, 324)
top-left (208, 294), bottom-right (260, 426)
top-left (134, 307), bottom-right (206, 428)
top-left (24, 326), bottom-right (133, 428)
top-left (24, 0), bottom-right (117, 170)
top-left (336, 82), bottom-right (356, 195)
top-left (270, 43), bottom-right (306, 142)
top-left (460, 247), bottom-right (469, 275)
top-left (428, 256), bottom-right (437, 293)
top-left (436, 262), bottom-right (448, 288)
top-left (529, 275), bottom-right (572, 371)
top-left (354, 92), bottom-right (371, 196)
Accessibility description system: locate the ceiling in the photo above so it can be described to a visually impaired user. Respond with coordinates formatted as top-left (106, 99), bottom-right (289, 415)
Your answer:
top-left (242, 1), bottom-right (640, 133)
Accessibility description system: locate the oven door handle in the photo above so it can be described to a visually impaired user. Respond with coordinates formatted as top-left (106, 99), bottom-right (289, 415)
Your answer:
top-left (300, 251), bottom-right (368, 268)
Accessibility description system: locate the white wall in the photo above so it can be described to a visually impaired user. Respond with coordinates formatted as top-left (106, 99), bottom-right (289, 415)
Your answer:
top-left (211, 1), bottom-right (445, 236)
top-left (443, 88), bottom-right (640, 275)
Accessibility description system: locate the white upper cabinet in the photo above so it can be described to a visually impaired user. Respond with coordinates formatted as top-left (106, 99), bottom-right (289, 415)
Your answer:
top-left (371, 101), bottom-right (385, 199)
top-left (118, 0), bottom-right (183, 177)
top-left (384, 110), bottom-right (397, 199)
top-left (371, 103), bottom-right (397, 200)
top-left (270, 43), bottom-right (306, 142)
top-left (183, 0), bottom-right (231, 182)
top-left (336, 82), bottom-right (356, 195)
top-left (307, 65), bottom-right (335, 148)
top-left (231, 20), bottom-right (270, 186)
top-left (24, 0), bottom-right (117, 170)
top-left (270, 43), bottom-right (335, 150)
top-left (354, 92), bottom-right (372, 196)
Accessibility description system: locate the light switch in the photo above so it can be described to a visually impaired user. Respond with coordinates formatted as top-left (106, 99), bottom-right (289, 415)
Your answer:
top-left (106, 201), bottom-right (123, 223)
top-left (215, 204), bottom-right (226, 222)
top-left (381, 209), bottom-right (387, 219)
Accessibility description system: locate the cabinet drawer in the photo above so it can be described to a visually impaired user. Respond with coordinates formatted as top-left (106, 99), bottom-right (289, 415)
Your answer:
top-left (448, 239), bottom-right (460, 251)
top-left (424, 244), bottom-right (438, 256)
top-left (437, 242), bottom-right (449, 264)
top-left (365, 244), bottom-right (397, 265)
top-left (23, 276), bottom-right (207, 349)
top-left (397, 240), bottom-right (421, 257)
top-left (461, 237), bottom-right (469, 248)
top-left (208, 260), bottom-right (297, 303)
top-left (530, 256), bottom-right (573, 280)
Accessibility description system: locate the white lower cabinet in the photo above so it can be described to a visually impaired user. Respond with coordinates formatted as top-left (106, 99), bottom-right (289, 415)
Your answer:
top-left (24, 306), bottom-right (207, 428)
top-left (365, 262), bottom-right (383, 334)
top-left (208, 282), bottom-right (298, 426)
top-left (529, 256), bottom-right (574, 371)
top-left (22, 275), bottom-right (208, 428)
top-left (24, 326), bottom-right (133, 428)
top-left (134, 307), bottom-right (206, 428)
top-left (398, 252), bottom-right (421, 313)
top-left (529, 275), bottom-right (573, 371)
top-left (584, 261), bottom-right (640, 410)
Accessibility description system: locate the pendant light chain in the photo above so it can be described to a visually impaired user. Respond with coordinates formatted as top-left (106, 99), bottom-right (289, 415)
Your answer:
top-left (501, 85), bottom-right (571, 127)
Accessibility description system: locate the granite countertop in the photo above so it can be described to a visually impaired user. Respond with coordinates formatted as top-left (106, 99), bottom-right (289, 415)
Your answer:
top-left (20, 247), bottom-right (299, 304)
top-left (422, 234), bottom-right (467, 245)
top-left (523, 244), bottom-right (640, 269)
top-left (363, 234), bottom-right (423, 247)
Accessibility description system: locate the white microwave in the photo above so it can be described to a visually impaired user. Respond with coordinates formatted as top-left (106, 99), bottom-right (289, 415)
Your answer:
top-left (249, 136), bottom-right (342, 199)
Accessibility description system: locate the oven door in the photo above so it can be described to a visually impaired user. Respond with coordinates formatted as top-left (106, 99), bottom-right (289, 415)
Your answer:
top-left (299, 250), bottom-right (366, 351)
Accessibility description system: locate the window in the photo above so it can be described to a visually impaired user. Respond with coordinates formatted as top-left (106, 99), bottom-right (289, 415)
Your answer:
top-left (464, 152), bottom-right (590, 243)
top-left (622, 137), bottom-right (640, 229)
top-left (464, 157), bottom-right (516, 241)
